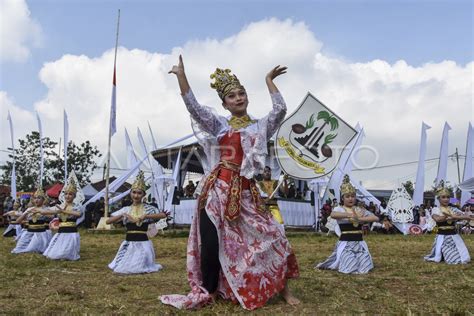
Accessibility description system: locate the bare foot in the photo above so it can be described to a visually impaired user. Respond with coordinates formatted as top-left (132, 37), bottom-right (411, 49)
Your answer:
top-left (281, 285), bottom-right (300, 305)
top-left (209, 292), bottom-right (218, 302)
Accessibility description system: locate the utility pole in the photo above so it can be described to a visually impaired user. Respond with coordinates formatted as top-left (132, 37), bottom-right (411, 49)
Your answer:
top-left (455, 148), bottom-right (461, 183)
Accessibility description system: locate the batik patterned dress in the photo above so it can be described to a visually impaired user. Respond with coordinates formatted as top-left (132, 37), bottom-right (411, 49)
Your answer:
top-left (316, 206), bottom-right (374, 274)
top-left (11, 207), bottom-right (52, 254)
top-left (160, 90), bottom-right (299, 310)
top-left (43, 203), bottom-right (82, 261)
top-left (108, 204), bottom-right (163, 274)
top-left (424, 206), bottom-right (470, 264)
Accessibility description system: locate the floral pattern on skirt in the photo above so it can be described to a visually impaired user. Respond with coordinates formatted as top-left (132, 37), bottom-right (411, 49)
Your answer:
top-left (160, 179), bottom-right (299, 310)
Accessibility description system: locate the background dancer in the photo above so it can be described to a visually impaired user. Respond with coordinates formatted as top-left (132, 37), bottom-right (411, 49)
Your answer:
top-left (316, 175), bottom-right (379, 274)
top-left (42, 177), bottom-right (83, 261)
top-left (107, 171), bottom-right (168, 274)
top-left (424, 181), bottom-right (472, 264)
top-left (11, 188), bottom-right (52, 254)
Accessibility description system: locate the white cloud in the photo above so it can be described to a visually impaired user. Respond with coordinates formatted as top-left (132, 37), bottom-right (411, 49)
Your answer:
top-left (0, 91), bottom-right (35, 153)
top-left (1, 18), bottom-right (473, 188)
top-left (0, 0), bottom-right (42, 62)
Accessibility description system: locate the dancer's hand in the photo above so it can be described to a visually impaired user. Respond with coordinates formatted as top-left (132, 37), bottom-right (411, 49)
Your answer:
top-left (265, 65), bottom-right (287, 94)
top-left (266, 65), bottom-right (287, 82)
top-left (125, 213), bottom-right (136, 223)
top-left (168, 55), bottom-right (185, 76)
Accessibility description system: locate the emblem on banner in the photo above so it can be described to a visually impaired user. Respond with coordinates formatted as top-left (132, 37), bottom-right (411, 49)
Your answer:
top-left (275, 93), bottom-right (357, 179)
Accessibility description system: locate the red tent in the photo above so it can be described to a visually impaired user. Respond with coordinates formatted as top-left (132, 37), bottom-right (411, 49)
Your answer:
top-left (46, 183), bottom-right (64, 198)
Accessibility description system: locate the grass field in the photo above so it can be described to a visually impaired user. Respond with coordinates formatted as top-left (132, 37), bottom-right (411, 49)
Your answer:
top-left (1, 229), bottom-right (473, 314)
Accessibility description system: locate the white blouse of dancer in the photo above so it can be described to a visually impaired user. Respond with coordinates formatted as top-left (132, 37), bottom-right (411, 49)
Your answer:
top-left (424, 206), bottom-right (471, 264)
top-left (11, 207), bottom-right (52, 254)
top-left (11, 224), bottom-right (33, 254)
top-left (43, 204), bottom-right (82, 261)
top-left (316, 206), bottom-right (375, 274)
top-left (108, 204), bottom-right (163, 274)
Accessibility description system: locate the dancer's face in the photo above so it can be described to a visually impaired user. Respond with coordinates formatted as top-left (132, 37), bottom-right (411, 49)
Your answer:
top-left (65, 191), bottom-right (75, 204)
top-left (342, 193), bottom-right (356, 207)
top-left (131, 189), bottom-right (145, 204)
top-left (223, 88), bottom-right (248, 117)
top-left (34, 196), bottom-right (45, 207)
top-left (438, 195), bottom-right (449, 206)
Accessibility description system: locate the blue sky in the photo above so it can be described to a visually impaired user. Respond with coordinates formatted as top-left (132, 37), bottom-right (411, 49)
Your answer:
top-left (1, 0), bottom-right (472, 109)
top-left (0, 0), bottom-right (472, 189)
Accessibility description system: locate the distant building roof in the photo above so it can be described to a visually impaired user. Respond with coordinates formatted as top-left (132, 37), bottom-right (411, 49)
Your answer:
top-left (90, 176), bottom-right (131, 193)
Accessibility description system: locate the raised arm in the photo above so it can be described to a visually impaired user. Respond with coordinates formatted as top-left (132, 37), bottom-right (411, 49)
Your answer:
top-left (168, 55), bottom-right (191, 95)
top-left (264, 66), bottom-right (288, 138)
top-left (168, 55), bottom-right (223, 136)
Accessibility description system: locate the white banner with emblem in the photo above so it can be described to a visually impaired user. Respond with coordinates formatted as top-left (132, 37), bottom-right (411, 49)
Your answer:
top-left (275, 92), bottom-right (357, 180)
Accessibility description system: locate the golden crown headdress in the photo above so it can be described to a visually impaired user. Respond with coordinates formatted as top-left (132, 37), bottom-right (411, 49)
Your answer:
top-left (64, 177), bottom-right (77, 194)
top-left (340, 175), bottom-right (356, 196)
top-left (34, 187), bottom-right (46, 198)
top-left (435, 180), bottom-right (451, 197)
top-left (131, 170), bottom-right (146, 192)
top-left (210, 68), bottom-right (245, 100)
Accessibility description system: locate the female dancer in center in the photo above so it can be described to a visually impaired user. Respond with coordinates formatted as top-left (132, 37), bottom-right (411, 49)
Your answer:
top-left (160, 56), bottom-right (299, 310)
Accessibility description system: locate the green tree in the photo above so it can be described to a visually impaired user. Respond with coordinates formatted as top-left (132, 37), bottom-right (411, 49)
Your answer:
top-left (50, 141), bottom-right (102, 186)
top-left (1, 132), bottom-right (59, 191)
top-left (1, 132), bottom-right (102, 190)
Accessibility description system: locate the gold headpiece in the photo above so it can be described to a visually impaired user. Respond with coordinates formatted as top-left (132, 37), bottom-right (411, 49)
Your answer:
top-left (64, 178), bottom-right (77, 194)
top-left (435, 180), bottom-right (451, 197)
top-left (340, 175), bottom-right (356, 196)
top-left (210, 68), bottom-right (245, 100)
top-left (34, 187), bottom-right (46, 198)
top-left (131, 170), bottom-right (146, 192)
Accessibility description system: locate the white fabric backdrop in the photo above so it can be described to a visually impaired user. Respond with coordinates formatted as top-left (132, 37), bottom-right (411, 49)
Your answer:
top-left (172, 198), bottom-right (315, 227)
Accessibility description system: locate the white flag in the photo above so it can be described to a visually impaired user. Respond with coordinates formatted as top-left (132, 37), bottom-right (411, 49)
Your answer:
top-left (64, 110), bottom-right (69, 184)
top-left (7, 111), bottom-right (16, 199)
top-left (36, 112), bottom-right (44, 186)
top-left (83, 154), bottom-right (148, 207)
top-left (110, 67), bottom-right (117, 136)
top-left (124, 128), bottom-right (138, 169)
top-left (137, 127), bottom-right (148, 157)
top-left (461, 122), bottom-right (473, 205)
top-left (148, 121), bottom-right (158, 151)
top-left (413, 122), bottom-right (431, 206)
top-left (435, 122), bottom-right (451, 206)
top-left (435, 122), bottom-right (451, 186)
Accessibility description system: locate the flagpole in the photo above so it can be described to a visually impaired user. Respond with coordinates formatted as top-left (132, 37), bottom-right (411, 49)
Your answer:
top-left (100, 9), bottom-right (120, 229)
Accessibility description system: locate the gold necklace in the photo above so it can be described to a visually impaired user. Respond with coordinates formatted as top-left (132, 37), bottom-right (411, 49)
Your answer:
top-left (228, 115), bottom-right (256, 130)
top-left (60, 204), bottom-right (72, 222)
top-left (130, 204), bottom-right (145, 226)
top-left (344, 206), bottom-right (359, 227)
top-left (440, 206), bottom-right (453, 224)
top-left (31, 208), bottom-right (40, 223)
